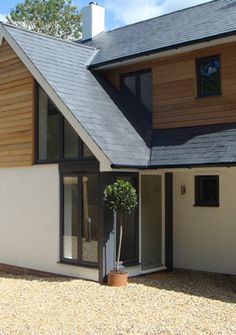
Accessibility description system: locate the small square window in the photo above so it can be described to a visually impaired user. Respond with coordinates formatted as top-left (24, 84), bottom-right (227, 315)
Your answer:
top-left (195, 176), bottom-right (219, 207)
top-left (196, 55), bottom-right (221, 97)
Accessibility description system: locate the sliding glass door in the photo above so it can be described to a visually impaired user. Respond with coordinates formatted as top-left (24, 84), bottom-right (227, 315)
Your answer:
top-left (61, 174), bottom-right (99, 266)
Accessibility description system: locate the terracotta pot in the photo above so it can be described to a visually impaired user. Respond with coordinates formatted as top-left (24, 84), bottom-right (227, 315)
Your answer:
top-left (107, 271), bottom-right (128, 287)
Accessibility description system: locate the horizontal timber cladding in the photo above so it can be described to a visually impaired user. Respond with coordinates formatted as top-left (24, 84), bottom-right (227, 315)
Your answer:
top-left (102, 41), bottom-right (236, 129)
top-left (0, 39), bottom-right (34, 167)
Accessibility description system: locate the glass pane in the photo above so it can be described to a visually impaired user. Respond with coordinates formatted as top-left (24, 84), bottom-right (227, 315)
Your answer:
top-left (47, 100), bottom-right (60, 160)
top-left (141, 175), bottom-right (162, 270)
top-left (116, 176), bottom-right (138, 264)
top-left (140, 72), bottom-right (152, 111)
top-left (64, 119), bottom-right (79, 159)
top-left (38, 87), bottom-right (60, 161)
top-left (63, 177), bottom-right (79, 260)
top-left (38, 88), bottom-right (48, 160)
top-left (83, 143), bottom-right (94, 158)
top-left (124, 75), bottom-right (136, 95)
top-left (199, 57), bottom-right (221, 96)
top-left (197, 176), bottom-right (219, 206)
top-left (82, 175), bottom-right (99, 263)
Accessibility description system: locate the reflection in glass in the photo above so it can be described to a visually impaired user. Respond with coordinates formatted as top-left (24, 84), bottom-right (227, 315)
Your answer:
top-left (198, 56), bottom-right (221, 96)
top-left (140, 71), bottom-right (152, 111)
top-left (141, 175), bottom-right (162, 270)
top-left (63, 177), bottom-right (79, 260)
top-left (64, 119), bottom-right (79, 159)
top-left (82, 175), bottom-right (99, 263)
top-left (124, 75), bottom-right (136, 95)
top-left (38, 87), bottom-right (60, 161)
top-left (83, 143), bottom-right (94, 158)
top-left (116, 176), bottom-right (138, 264)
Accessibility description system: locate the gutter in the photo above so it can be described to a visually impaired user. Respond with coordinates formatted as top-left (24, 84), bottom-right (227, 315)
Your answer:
top-left (88, 30), bottom-right (236, 70)
top-left (111, 162), bottom-right (235, 170)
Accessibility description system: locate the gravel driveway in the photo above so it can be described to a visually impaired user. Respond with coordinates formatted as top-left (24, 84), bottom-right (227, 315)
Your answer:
top-left (0, 271), bottom-right (235, 335)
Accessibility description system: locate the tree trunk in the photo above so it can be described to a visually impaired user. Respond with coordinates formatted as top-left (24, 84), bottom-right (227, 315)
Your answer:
top-left (116, 213), bottom-right (123, 271)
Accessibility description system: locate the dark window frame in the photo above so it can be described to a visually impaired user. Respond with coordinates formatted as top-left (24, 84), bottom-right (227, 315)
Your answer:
top-left (60, 170), bottom-right (100, 268)
top-left (120, 69), bottom-right (152, 113)
top-left (194, 175), bottom-right (219, 207)
top-left (196, 55), bottom-right (221, 98)
top-left (35, 82), bottom-right (96, 164)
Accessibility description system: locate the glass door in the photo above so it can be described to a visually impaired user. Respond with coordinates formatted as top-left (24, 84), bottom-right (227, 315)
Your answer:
top-left (141, 175), bottom-right (162, 271)
top-left (61, 174), bottom-right (99, 265)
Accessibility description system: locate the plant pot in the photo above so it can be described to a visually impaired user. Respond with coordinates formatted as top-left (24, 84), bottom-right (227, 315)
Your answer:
top-left (107, 271), bottom-right (128, 287)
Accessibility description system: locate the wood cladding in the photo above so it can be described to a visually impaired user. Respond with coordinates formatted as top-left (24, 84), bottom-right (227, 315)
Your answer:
top-left (0, 40), bottom-right (34, 167)
top-left (103, 42), bottom-right (236, 129)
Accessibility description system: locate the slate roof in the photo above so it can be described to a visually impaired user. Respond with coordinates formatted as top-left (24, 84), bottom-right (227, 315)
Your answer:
top-left (2, 0), bottom-right (236, 169)
top-left (86, 0), bottom-right (236, 68)
top-left (2, 23), bottom-right (149, 166)
top-left (150, 123), bottom-right (236, 167)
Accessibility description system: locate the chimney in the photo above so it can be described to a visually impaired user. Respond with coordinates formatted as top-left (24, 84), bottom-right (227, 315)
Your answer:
top-left (81, 2), bottom-right (105, 41)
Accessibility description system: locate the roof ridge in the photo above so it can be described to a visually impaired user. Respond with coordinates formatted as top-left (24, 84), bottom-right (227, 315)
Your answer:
top-left (105, 0), bottom-right (220, 34)
top-left (1, 22), bottom-right (97, 51)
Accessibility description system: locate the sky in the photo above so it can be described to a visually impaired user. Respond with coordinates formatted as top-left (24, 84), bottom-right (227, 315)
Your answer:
top-left (0, 0), bottom-right (211, 29)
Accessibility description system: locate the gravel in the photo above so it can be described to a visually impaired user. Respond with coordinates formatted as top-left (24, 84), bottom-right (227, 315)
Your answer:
top-left (0, 271), bottom-right (235, 335)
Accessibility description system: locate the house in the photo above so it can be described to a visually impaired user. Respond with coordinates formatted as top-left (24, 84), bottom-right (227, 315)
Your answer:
top-left (0, 0), bottom-right (235, 283)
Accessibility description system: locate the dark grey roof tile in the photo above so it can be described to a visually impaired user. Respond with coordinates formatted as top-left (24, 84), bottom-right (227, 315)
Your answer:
top-left (150, 123), bottom-right (236, 167)
top-left (2, 23), bottom-right (149, 167)
top-left (85, 0), bottom-right (236, 68)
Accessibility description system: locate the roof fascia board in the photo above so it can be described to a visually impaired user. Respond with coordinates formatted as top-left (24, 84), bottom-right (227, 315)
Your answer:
top-left (0, 24), bottom-right (112, 171)
top-left (90, 33), bottom-right (236, 70)
top-left (0, 24), bottom-right (4, 45)
top-left (111, 162), bottom-right (236, 170)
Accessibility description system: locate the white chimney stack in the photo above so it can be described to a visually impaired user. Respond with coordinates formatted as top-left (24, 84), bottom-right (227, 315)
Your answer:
top-left (81, 2), bottom-right (105, 41)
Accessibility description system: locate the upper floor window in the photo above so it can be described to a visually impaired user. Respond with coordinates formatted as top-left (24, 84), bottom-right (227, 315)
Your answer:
top-left (36, 85), bottom-right (94, 163)
top-left (121, 70), bottom-right (152, 112)
top-left (196, 55), bottom-right (221, 97)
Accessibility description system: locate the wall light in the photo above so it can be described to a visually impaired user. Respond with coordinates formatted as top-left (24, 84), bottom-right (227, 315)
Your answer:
top-left (181, 185), bottom-right (186, 195)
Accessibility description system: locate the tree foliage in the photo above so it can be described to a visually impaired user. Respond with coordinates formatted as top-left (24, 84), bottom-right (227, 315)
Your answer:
top-left (7, 0), bottom-right (81, 40)
top-left (104, 179), bottom-right (138, 214)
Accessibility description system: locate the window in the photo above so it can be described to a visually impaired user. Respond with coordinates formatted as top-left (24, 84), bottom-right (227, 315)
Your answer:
top-left (36, 85), bottom-right (95, 162)
top-left (195, 176), bottom-right (219, 207)
top-left (38, 88), bottom-right (60, 161)
top-left (121, 70), bottom-right (152, 112)
top-left (61, 174), bottom-right (99, 265)
top-left (116, 175), bottom-right (139, 265)
top-left (196, 55), bottom-right (221, 97)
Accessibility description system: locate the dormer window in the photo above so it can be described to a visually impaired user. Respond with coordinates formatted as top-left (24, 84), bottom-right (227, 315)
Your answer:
top-left (121, 70), bottom-right (152, 112)
top-left (196, 55), bottom-right (221, 97)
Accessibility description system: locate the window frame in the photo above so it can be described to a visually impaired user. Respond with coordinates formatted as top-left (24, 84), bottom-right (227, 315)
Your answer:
top-left (35, 82), bottom-right (96, 164)
top-left (196, 55), bottom-right (221, 98)
top-left (60, 171), bottom-right (100, 268)
top-left (194, 175), bottom-right (220, 207)
top-left (120, 69), bottom-right (152, 113)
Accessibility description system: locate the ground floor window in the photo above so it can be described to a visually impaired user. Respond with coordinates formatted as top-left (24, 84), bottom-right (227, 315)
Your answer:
top-left (61, 173), bottom-right (99, 265)
top-left (195, 175), bottom-right (219, 207)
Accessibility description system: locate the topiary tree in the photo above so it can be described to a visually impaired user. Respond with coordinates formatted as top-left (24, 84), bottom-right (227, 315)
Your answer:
top-left (104, 179), bottom-right (138, 271)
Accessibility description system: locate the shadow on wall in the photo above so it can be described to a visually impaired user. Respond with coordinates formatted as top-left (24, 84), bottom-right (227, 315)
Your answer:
top-left (130, 271), bottom-right (236, 304)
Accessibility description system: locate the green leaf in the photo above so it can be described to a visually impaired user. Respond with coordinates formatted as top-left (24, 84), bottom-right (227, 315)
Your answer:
top-left (6, 0), bottom-right (82, 41)
top-left (104, 179), bottom-right (138, 214)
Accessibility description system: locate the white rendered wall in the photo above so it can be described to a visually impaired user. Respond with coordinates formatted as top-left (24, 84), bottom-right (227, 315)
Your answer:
top-left (173, 168), bottom-right (236, 275)
top-left (0, 165), bottom-right (98, 281)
